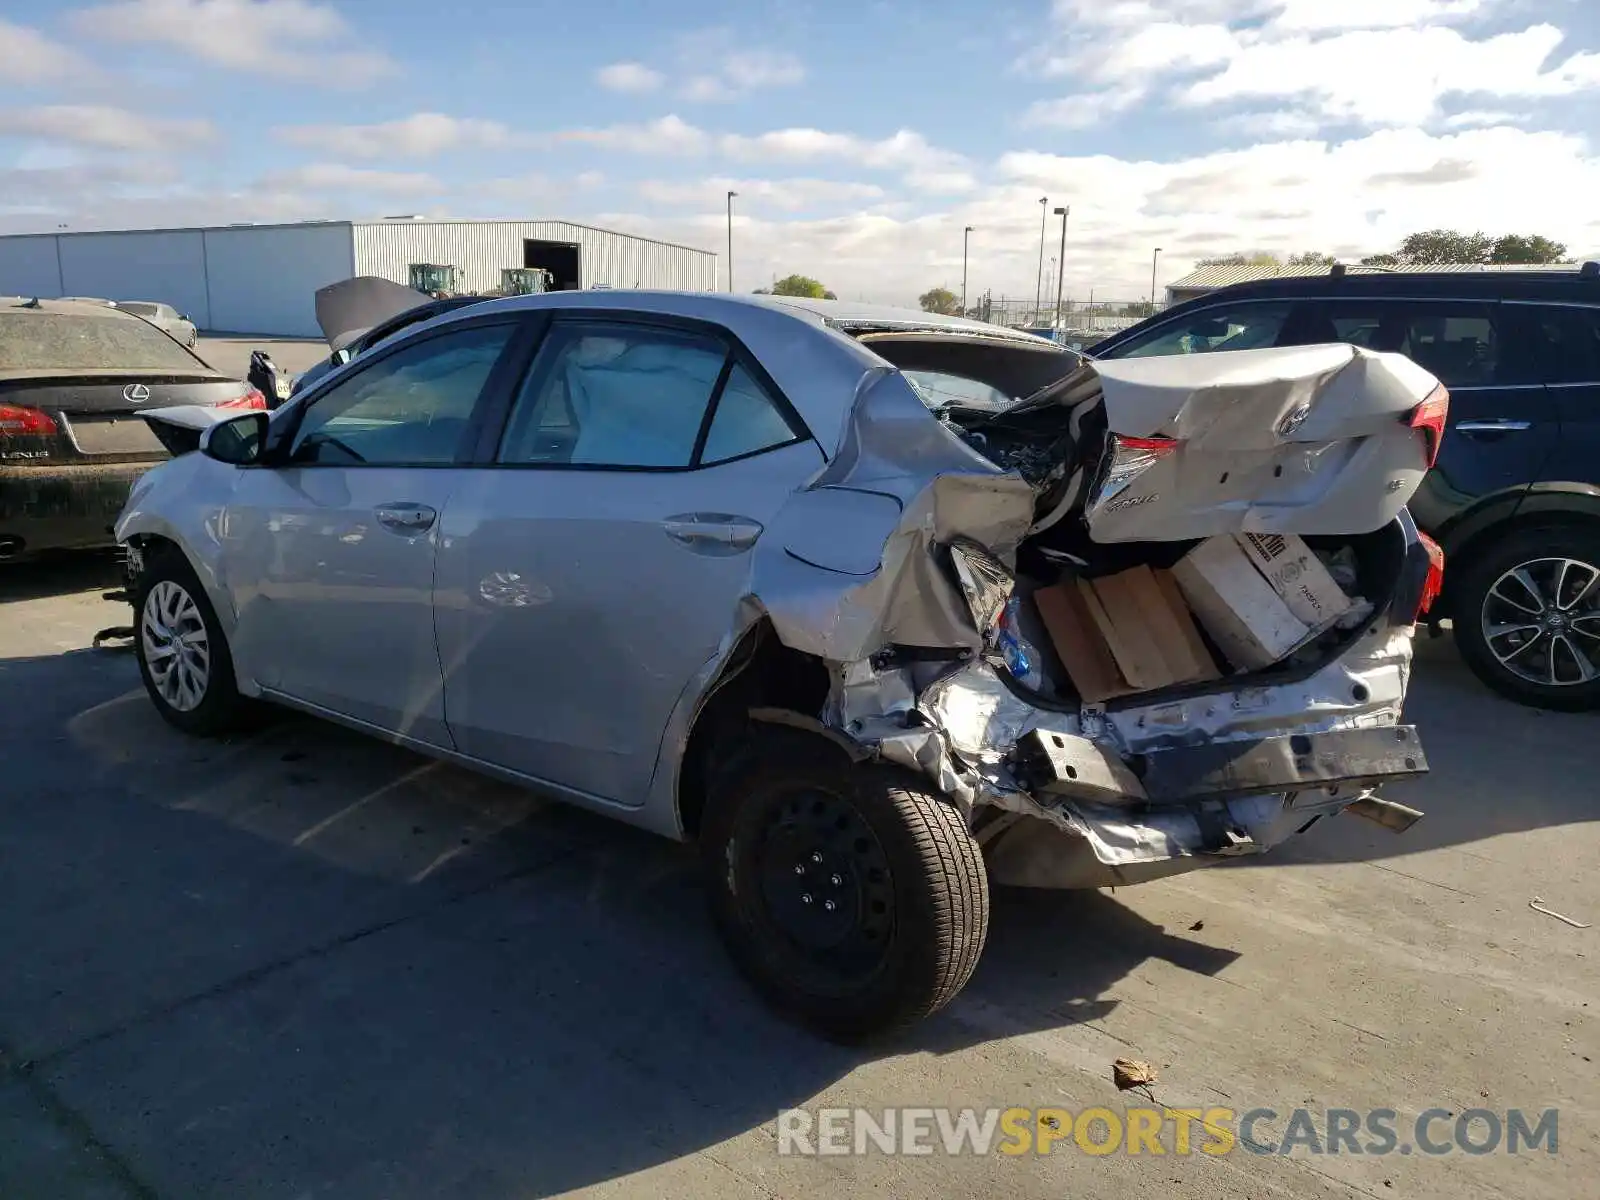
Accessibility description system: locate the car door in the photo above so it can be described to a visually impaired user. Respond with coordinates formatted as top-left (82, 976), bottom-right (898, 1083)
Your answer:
top-left (1512, 303), bottom-right (1600, 489)
top-left (434, 314), bottom-right (824, 806)
top-left (221, 317), bottom-right (525, 745)
top-left (1282, 297), bottom-right (1560, 538)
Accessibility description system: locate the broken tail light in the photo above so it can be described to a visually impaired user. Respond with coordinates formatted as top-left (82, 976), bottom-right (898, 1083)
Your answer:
top-left (1405, 385), bottom-right (1449, 469)
top-left (1086, 433), bottom-right (1182, 520)
top-left (216, 387), bottom-right (269, 411)
top-left (1416, 531), bottom-right (1445, 619)
top-left (0, 404), bottom-right (57, 436)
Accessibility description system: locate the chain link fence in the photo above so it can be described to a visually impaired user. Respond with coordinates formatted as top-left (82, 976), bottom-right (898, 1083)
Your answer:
top-left (960, 293), bottom-right (1164, 343)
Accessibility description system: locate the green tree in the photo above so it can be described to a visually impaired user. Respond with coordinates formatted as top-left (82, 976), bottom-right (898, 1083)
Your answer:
top-left (1360, 253), bottom-right (1400, 267)
top-left (1287, 251), bottom-right (1337, 267)
top-left (919, 286), bottom-right (960, 315)
top-left (1395, 229), bottom-right (1495, 264)
top-left (771, 274), bottom-right (830, 298)
top-left (1197, 251), bottom-right (1283, 267)
top-left (1489, 234), bottom-right (1569, 264)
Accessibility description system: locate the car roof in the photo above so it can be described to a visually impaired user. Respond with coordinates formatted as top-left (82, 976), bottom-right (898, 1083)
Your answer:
top-left (1, 296), bottom-right (151, 321)
top-left (1173, 268), bottom-right (1600, 304)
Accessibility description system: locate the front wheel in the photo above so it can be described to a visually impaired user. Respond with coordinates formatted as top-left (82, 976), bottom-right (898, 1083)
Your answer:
top-left (134, 549), bottom-right (253, 736)
top-left (1452, 525), bottom-right (1600, 711)
top-left (701, 727), bottom-right (989, 1040)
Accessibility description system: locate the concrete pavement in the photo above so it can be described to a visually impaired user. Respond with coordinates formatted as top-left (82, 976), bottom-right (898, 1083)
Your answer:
top-left (0, 554), bottom-right (1593, 1199)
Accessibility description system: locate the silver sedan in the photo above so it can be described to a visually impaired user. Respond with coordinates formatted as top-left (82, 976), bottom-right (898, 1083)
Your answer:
top-left (115, 290), bottom-right (1438, 1038)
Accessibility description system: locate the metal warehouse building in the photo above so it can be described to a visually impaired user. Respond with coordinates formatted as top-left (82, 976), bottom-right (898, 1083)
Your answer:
top-left (0, 218), bottom-right (720, 337)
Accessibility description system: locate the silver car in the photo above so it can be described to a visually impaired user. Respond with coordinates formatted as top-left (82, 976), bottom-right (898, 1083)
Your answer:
top-left (116, 300), bottom-right (198, 348)
top-left (115, 291), bottom-right (1442, 1038)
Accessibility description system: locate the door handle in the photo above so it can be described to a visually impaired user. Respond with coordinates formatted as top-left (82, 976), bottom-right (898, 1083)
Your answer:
top-left (662, 513), bottom-right (764, 555)
top-left (374, 503), bottom-right (438, 534)
top-left (1455, 419), bottom-right (1532, 435)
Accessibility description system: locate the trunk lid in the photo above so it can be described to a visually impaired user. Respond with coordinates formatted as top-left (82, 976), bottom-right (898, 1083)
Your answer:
top-left (315, 276), bottom-right (433, 352)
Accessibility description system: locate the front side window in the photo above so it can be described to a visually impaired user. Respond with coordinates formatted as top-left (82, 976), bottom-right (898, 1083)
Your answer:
top-left (497, 323), bottom-right (797, 468)
top-left (290, 323), bottom-right (513, 465)
top-left (1110, 302), bottom-right (1291, 359)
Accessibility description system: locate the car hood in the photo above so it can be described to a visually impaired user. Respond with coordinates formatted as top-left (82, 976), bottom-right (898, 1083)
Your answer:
top-left (314, 275), bottom-right (434, 353)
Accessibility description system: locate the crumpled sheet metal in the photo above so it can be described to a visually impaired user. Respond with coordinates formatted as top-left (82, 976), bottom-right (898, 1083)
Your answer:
top-left (751, 370), bottom-right (1036, 665)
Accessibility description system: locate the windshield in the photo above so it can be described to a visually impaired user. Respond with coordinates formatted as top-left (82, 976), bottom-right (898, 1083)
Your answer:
top-left (0, 312), bottom-right (206, 372)
top-left (118, 302), bottom-right (159, 317)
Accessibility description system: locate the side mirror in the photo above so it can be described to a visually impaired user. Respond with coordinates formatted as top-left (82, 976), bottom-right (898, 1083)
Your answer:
top-left (199, 412), bottom-right (267, 465)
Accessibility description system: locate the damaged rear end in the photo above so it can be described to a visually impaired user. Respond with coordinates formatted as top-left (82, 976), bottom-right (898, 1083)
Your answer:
top-left (751, 340), bottom-right (1442, 889)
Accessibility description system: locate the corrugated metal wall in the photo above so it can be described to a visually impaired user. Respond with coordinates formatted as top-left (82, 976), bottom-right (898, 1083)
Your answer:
top-left (351, 220), bottom-right (718, 294)
top-left (203, 224), bottom-right (355, 336)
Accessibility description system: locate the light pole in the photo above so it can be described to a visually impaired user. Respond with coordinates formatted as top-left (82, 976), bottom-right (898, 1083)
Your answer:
top-left (962, 225), bottom-right (974, 314)
top-left (1034, 196), bottom-right (1048, 322)
top-left (1053, 205), bottom-right (1069, 333)
top-left (726, 190), bottom-right (737, 292)
top-left (1150, 246), bottom-right (1163, 310)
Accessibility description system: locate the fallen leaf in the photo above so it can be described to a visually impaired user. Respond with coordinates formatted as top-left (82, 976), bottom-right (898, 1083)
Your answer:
top-left (1113, 1058), bottom-right (1158, 1089)
top-left (1189, 919), bottom-right (1205, 932)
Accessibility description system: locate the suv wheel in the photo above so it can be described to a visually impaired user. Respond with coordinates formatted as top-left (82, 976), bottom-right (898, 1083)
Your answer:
top-left (1452, 525), bottom-right (1600, 711)
top-left (701, 726), bottom-right (989, 1040)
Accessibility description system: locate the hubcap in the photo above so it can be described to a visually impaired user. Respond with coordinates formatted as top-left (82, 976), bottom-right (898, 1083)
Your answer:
top-left (756, 789), bottom-right (894, 979)
top-left (1481, 556), bottom-right (1600, 688)
top-left (141, 580), bottom-right (211, 712)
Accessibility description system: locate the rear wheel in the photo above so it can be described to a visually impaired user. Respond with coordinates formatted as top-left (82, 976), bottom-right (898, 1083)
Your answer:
top-left (1452, 525), bottom-right (1600, 711)
top-left (134, 549), bottom-right (253, 735)
top-left (701, 727), bottom-right (989, 1040)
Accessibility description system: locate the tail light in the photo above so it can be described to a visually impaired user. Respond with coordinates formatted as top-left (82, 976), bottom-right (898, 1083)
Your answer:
top-left (216, 387), bottom-right (268, 411)
top-left (1086, 433), bottom-right (1182, 521)
top-left (1405, 385), bottom-right (1449, 469)
top-left (0, 404), bottom-right (57, 436)
top-left (1415, 531), bottom-right (1445, 619)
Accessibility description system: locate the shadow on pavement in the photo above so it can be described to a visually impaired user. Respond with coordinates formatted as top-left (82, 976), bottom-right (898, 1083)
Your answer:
top-left (0, 644), bottom-right (1237, 1198)
top-left (0, 552), bottom-right (123, 604)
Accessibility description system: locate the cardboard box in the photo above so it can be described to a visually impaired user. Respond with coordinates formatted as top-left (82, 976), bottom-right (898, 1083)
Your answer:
top-left (1032, 565), bottom-right (1221, 702)
top-left (1172, 536), bottom-right (1313, 670)
top-left (1237, 532), bottom-right (1352, 630)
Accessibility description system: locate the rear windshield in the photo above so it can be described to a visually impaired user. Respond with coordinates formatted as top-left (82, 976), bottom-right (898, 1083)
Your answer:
top-left (118, 302), bottom-right (159, 317)
top-left (0, 311), bottom-right (203, 372)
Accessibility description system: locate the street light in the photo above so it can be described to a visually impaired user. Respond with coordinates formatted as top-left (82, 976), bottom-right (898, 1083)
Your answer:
top-left (962, 225), bottom-right (974, 314)
top-left (1034, 197), bottom-right (1048, 322)
top-left (1053, 205), bottom-right (1069, 333)
top-left (1150, 247), bottom-right (1163, 309)
top-left (726, 191), bottom-right (738, 292)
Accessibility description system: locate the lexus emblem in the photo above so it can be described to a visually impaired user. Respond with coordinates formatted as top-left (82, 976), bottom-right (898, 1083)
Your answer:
top-left (123, 383), bottom-right (151, 403)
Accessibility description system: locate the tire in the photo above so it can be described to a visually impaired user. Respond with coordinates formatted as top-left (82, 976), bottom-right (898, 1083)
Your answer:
top-left (701, 726), bottom-right (989, 1040)
top-left (133, 547), bottom-right (253, 736)
top-left (1451, 524), bottom-right (1600, 711)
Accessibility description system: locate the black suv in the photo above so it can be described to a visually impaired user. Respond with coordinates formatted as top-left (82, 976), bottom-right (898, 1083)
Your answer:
top-left (1090, 267), bottom-right (1600, 711)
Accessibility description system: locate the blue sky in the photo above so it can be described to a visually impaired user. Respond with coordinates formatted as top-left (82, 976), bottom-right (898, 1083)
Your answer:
top-left (4, 0), bottom-right (1600, 303)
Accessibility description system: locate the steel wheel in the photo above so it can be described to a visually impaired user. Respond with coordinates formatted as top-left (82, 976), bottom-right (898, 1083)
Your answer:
top-left (1480, 556), bottom-right (1600, 688)
top-left (755, 788), bottom-right (896, 983)
top-left (141, 579), bottom-right (211, 712)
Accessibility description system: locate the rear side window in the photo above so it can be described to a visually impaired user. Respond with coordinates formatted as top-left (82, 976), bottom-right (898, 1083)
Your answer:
top-left (1109, 302), bottom-right (1290, 359)
top-left (0, 311), bottom-right (201, 371)
top-left (1523, 306), bottom-right (1600, 384)
top-left (497, 323), bottom-right (799, 469)
top-left (1295, 300), bottom-right (1507, 387)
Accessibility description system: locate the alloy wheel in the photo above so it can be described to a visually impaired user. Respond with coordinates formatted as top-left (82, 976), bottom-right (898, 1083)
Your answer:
top-left (141, 580), bottom-right (211, 712)
top-left (1480, 556), bottom-right (1600, 688)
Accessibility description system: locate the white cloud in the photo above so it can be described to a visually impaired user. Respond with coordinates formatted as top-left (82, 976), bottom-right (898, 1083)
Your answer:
top-left (720, 127), bottom-right (975, 191)
top-left (71, 0), bottom-right (395, 86)
top-left (1023, 1), bottom-right (1600, 131)
top-left (640, 177), bottom-right (887, 211)
top-left (0, 18), bottom-right (93, 84)
top-left (0, 105), bottom-right (215, 152)
top-left (258, 163), bottom-right (442, 195)
top-left (556, 115), bottom-right (712, 155)
top-left (276, 113), bottom-right (522, 158)
top-left (595, 61), bottom-right (664, 92)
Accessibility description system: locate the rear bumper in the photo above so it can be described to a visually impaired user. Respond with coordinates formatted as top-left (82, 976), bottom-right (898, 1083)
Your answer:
top-left (0, 461), bottom-right (154, 555)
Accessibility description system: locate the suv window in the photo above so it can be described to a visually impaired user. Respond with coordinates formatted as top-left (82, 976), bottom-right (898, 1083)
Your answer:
top-left (498, 324), bottom-right (796, 468)
top-left (1524, 306), bottom-right (1600, 384)
top-left (1109, 302), bottom-right (1290, 359)
top-left (290, 323), bottom-right (513, 465)
top-left (1296, 300), bottom-right (1508, 387)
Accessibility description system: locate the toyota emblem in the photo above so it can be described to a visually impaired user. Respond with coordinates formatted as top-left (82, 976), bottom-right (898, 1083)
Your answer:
top-left (123, 383), bottom-right (152, 403)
